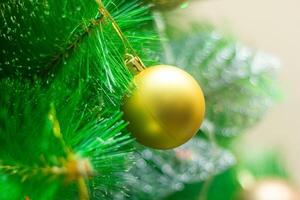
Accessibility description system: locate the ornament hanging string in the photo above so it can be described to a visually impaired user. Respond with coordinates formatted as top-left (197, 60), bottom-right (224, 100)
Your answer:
top-left (95, 0), bottom-right (146, 73)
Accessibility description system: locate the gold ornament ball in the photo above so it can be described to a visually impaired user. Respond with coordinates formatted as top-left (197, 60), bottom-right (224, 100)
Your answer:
top-left (148, 0), bottom-right (188, 10)
top-left (122, 65), bottom-right (205, 149)
top-left (243, 178), bottom-right (299, 200)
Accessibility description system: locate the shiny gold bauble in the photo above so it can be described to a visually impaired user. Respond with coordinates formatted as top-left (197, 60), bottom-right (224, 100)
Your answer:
top-left (147, 0), bottom-right (188, 10)
top-left (122, 65), bottom-right (205, 149)
top-left (243, 178), bottom-right (299, 200)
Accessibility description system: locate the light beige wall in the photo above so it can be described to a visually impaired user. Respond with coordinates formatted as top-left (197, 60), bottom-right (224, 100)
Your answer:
top-left (178, 0), bottom-right (300, 186)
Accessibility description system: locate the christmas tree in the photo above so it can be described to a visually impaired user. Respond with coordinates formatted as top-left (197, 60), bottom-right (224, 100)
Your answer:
top-left (0, 0), bottom-right (286, 199)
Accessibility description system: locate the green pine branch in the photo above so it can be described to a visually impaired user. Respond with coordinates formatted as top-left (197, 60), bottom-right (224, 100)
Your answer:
top-left (164, 24), bottom-right (281, 137)
top-left (0, 79), bottom-right (134, 199)
top-left (0, 0), bottom-right (159, 106)
top-left (0, 0), bottom-right (159, 199)
top-left (115, 137), bottom-right (235, 200)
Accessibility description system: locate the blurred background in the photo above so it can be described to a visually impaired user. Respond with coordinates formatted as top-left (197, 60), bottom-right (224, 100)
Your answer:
top-left (176, 0), bottom-right (300, 188)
